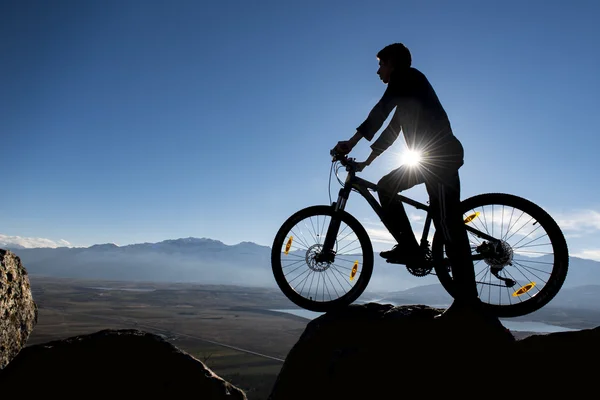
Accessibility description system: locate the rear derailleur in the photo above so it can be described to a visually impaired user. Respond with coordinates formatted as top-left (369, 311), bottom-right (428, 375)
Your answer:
top-left (476, 240), bottom-right (516, 288)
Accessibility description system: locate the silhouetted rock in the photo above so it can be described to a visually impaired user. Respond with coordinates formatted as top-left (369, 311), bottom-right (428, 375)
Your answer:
top-left (269, 303), bottom-right (599, 399)
top-left (0, 249), bottom-right (37, 369)
top-left (0, 329), bottom-right (247, 398)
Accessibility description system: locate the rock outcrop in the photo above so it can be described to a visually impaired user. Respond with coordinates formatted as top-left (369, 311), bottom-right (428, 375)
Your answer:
top-left (0, 249), bottom-right (37, 369)
top-left (0, 329), bottom-right (247, 399)
top-left (269, 303), bottom-right (600, 399)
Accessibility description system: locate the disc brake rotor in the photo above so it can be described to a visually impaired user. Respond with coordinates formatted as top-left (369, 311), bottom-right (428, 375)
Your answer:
top-left (306, 244), bottom-right (332, 272)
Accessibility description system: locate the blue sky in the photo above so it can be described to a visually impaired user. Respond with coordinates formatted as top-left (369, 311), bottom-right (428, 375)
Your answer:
top-left (2, 0), bottom-right (600, 259)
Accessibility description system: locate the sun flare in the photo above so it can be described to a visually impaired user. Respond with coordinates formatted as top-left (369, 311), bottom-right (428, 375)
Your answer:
top-left (402, 149), bottom-right (422, 167)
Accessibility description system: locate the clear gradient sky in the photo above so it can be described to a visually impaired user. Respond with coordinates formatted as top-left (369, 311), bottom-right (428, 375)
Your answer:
top-left (2, 0), bottom-right (600, 259)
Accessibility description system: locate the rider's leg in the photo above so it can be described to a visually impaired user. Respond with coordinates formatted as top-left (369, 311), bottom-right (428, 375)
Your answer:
top-left (426, 171), bottom-right (478, 303)
top-left (377, 165), bottom-right (424, 255)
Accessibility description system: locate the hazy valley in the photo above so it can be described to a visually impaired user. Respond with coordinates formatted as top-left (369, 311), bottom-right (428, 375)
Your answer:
top-left (8, 237), bottom-right (600, 313)
top-left (6, 238), bottom-right (600, 399)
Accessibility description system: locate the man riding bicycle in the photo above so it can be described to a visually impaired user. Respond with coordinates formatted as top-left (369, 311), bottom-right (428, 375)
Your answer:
top-left (333, 43), bottom-right (481, 316)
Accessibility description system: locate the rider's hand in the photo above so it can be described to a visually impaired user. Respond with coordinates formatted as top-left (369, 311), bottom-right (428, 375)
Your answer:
top-left (356, 161), bottom-right (370, 172)
top-left (333, 140), bottom-right (355, 155)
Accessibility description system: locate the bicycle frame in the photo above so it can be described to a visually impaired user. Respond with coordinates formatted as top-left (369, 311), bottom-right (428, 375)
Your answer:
top-left (320, 158), bottom-right (499, 260)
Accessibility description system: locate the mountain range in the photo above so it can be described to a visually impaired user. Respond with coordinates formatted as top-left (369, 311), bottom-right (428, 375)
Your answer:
top-left (5, 237), bottom-right (600, 311)
top-left (5, 237), bottom-right (443, 290)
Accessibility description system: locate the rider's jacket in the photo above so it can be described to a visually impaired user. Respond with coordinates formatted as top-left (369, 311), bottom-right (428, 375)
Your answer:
top-left (356, 67), bottom-right (464, 166)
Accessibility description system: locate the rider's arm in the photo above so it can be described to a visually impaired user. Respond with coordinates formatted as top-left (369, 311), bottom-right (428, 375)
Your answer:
top-left (355, 85), bottom-right (398, 142)
top-left (356, 93), bottom-right (404, 166)
top-left (347, 131), bottom-right (363, 147)
top-left (368, 107), bottom-right (402, 157)
top-left (355, 76), bottom-right (408, 157)
top-left (362, 110), bottom-right (401, 167)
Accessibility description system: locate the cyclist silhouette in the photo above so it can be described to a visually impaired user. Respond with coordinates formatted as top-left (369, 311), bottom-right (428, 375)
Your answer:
top-left (334, 43), bottom-right (481, 316)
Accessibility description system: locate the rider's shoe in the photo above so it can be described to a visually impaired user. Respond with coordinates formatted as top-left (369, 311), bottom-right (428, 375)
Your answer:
top-left (380, 244), bottom-right (423, 265)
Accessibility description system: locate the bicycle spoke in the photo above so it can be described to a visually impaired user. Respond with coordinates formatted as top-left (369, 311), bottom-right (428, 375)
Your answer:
top-left (510, 262), bottom-right (552, 275)
top-left (330, 264), bottom-right (354, 289)
top-left (504, 210), bottom-right (526, 241)
top-left (319, 216), bottom-right (328, 244)
top-left (327, 267), bottom-right (346, 295)
top-left (335, 253), bottom-right (362, 266)
top-left (478, 268), bottom-right (490, 298)
top-left (289, 228), bottom-right (312, 250)
top-left (511, 223), bottom-right (545, 249)
top-left (285, 265), bottom-right (304, 276)
top-left (324, 270), bottom-right (340, 300)
top-left (304, 221), bottom-right (320, 247)
top-left (504, 215), bottom-right (535, 243)
top-left (288, 269), bottom-right (311, 291)
top-left (500, 205), bottom-right (505, 242)
top-left (480, 206), bottom-right (491, 237)
top-left (511, 260), bottom-right (548, 284)
top-left (514, 250), bottom-right (555, 256)
top-left (513, 231), bottom-right (550, 250)
top-left (503, 207), bottom-right (516, 242)
top-left (504, 280), bottom-right (512, 307)
top-left (306, 270), bottom-right (317, 298)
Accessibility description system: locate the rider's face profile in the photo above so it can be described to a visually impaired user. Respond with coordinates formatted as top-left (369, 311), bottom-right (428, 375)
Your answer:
top-left (377, 59), bottom-right (394, 84)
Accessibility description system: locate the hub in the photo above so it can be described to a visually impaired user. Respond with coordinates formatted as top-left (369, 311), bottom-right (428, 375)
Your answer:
top-left (307, 244), bottom-right (334, 272)
top-left (477, 240), bottom-right (514, 269)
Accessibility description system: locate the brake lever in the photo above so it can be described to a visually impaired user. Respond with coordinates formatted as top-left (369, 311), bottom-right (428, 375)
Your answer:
top-left (330, 148), bottom-right (345, 162)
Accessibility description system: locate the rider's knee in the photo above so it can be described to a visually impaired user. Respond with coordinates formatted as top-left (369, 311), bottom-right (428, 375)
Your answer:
top-left (377, 185), bottom-right (396, 202)
top-left (377, 175), bottom-right (396, 195)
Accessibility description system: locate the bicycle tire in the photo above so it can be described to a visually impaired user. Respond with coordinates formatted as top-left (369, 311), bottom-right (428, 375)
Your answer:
top-left (271, 205), bottom-right (374, 312)
top-left (432, 192), bottom-right (569, 318)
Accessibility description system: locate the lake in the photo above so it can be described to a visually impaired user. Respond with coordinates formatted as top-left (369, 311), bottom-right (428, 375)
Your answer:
top-left (270, 308), bottom-right (578, 333)
top-left (87, 286), bottom-right (156, 292)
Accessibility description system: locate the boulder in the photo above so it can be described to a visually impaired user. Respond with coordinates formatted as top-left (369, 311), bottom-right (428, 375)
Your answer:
top-left (0, 249), bottom-right (37, 369)
top-left (269, 303), bottom-right (600, 399)
top-left (0, 329), bottom-right (247, 398)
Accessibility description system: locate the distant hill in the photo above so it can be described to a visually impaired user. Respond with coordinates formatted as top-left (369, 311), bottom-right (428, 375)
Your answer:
top-left (2, 243), bottom-right (26, 250)
top-left (546, 284), bottom-right (600, 310)
top-left (5, 237), bottom-right (600, 300)
top-left (6, 237), bottom-right (442, 291)
top-left (7, 238), bottom-right (274, 288)
top-left (366, 282), bottom-right (600, 317)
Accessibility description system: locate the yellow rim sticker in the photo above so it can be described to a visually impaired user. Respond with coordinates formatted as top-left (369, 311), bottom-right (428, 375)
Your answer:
top-left (513, 282), bottom-right (536, 297)
top-left (464, 212), bottom-right (481, 224)
top-left (350, 261), bottom-right (359, 281)
top-left (284, 236), bottom-right (293, 255)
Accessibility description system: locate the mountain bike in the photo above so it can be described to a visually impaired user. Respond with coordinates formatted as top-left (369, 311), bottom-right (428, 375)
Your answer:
top-left (271, 149), bottom-right (569, 318)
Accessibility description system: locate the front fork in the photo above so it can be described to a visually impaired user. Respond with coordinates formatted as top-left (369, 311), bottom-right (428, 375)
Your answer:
top-left (317, 187), bottom-right (350, 263)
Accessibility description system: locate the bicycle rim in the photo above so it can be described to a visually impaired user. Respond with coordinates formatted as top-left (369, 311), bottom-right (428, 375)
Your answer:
top-left (271, 205), bottom-right (373, 312)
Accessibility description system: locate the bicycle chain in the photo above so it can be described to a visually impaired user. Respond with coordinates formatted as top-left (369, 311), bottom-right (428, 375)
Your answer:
top-left (406, 265), bottom-right (433, 277)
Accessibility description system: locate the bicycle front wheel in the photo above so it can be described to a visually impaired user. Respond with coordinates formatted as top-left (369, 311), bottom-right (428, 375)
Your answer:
top-left (432, 193), bottom-right (569, 318)
top-left (271, 205), bottom-right (374, 312)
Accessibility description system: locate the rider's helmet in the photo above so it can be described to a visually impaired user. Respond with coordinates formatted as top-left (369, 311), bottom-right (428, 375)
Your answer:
top-left (377, 43), bottom-right (412, 70)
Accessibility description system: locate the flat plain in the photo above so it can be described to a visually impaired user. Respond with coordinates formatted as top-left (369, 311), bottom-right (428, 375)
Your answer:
top-left (26, 276), bottom-right (309, 399)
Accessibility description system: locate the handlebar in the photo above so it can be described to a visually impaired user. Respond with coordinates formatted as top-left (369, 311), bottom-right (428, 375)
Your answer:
top-left (330, 148), bottom-right (358, 172)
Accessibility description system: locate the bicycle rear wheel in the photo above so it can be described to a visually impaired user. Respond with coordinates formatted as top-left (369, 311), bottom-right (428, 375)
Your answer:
top-left (271, 205), bottom-right (374, 312)
top-left (432, 193), bottom-right (569, 318)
